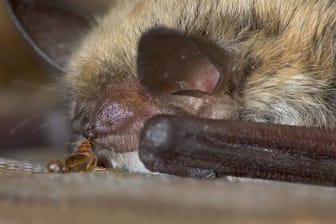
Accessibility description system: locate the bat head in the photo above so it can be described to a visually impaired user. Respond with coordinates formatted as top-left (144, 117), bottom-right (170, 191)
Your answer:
top-left (12, 1), bottom-right (248, 171)
top-left (77, 27), bottom-right (246, 161)
top-left (11, 0), bottom-right (336, 175)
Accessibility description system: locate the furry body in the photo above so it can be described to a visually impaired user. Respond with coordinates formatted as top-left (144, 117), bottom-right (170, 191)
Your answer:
top-left (66, 0), bottom-right (336, 172)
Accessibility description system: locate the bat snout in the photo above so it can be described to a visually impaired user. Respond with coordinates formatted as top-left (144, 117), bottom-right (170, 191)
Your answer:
top-left (83, 80), bottom-right (162, 153)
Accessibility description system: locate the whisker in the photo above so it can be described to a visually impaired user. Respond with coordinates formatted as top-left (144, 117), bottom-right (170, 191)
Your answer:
top-left (67, 141), bottom-right (80, 147)
top-left (31, 115), bottom-right (70, 134)
top-left (9, 117), bottom-right (34, 135)
top-left (32, 122), bottom-right (49, 133)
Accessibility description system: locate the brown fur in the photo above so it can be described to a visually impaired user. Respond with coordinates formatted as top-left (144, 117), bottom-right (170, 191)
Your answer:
top-left (65, 0), bottom-right (336, 171)
top-left (67, 0), bottom-right (336, 127)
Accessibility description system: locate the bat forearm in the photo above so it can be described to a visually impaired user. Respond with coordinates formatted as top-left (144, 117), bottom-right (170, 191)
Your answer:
top-left (139, 115), bottom-right (336, 186)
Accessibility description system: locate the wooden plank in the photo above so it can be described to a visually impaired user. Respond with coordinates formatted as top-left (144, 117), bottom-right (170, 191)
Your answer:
top-left (0, 171), bottom-right (335, 224)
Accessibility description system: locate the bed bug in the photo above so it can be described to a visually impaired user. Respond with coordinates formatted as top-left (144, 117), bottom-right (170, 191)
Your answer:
top-left (47, 140), bottom-right (100, 173)
top-left (64, 139), bottom-right (98, 172)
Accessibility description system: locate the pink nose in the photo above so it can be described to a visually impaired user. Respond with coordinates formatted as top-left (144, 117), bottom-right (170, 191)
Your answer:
top-left (84, 80), bottom-right (160, 151)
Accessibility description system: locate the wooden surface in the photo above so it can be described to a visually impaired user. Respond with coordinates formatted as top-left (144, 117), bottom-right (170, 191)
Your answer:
top-left (0, 169), bottom-right (336, 224)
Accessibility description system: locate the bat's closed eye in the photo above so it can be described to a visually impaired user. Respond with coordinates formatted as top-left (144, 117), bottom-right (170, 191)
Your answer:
top-left (171, 89), bottom-right (211, 98)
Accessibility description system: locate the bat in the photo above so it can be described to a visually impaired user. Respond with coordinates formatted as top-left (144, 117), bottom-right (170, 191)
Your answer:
top-left (6, 0), bottom-right (336, 186)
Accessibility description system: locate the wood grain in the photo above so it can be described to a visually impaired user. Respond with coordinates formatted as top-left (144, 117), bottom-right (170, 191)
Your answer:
top-left (0, 170), bottom-right (336, 224)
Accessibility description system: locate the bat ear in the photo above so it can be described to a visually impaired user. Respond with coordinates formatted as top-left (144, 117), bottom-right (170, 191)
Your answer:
top-left (6, 0), bottom-right (93, 73)
top-left (137, 27), bottom-right (244, 96)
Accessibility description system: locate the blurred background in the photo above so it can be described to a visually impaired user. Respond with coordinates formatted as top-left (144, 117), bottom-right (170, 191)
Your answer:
top-left (1, 0), bottom-right (66, 162)
top-left (0, 0), bottom-right (110, 162)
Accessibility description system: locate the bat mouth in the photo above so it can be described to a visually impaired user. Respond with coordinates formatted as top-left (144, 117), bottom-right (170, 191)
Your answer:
top-left (95, 149), bottom-right (151, 173)
top-left (90, 133), bottom-right (140, 153)
top-left (87, 118), bottom-right (145, 153)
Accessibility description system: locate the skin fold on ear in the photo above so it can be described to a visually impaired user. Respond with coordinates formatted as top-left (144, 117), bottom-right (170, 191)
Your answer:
top-left (137, 27), bottom-right (244, 97)
top-left (6, 0), bottom-right (92, 73)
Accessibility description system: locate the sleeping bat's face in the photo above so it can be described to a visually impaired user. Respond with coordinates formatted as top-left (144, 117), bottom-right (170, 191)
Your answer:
top-left (63, 1), bottom-right (336, 173)
top-left (67, 27), bottom-right (244, 172)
